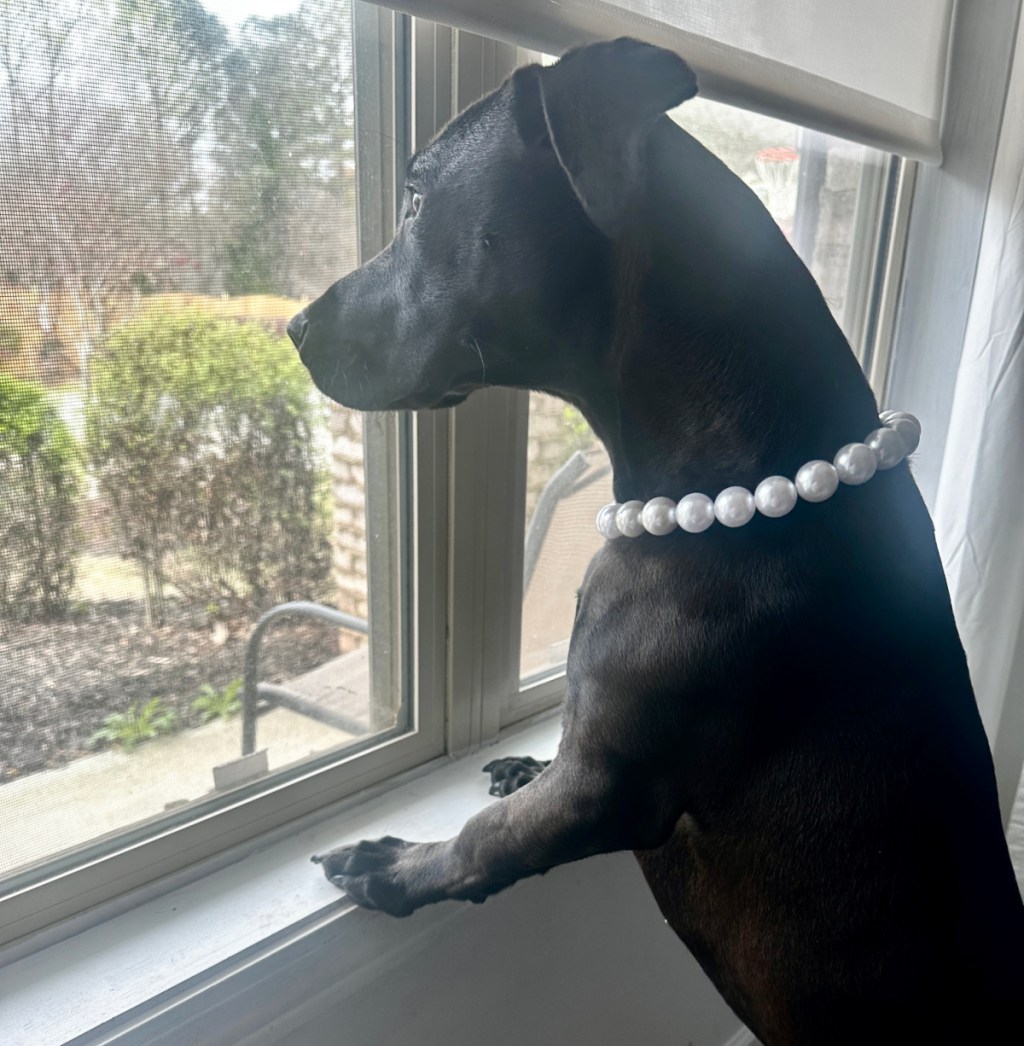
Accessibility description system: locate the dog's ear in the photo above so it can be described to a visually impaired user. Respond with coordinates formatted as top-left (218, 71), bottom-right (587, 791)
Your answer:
top-left (515, 38), bottom-right (697, 238)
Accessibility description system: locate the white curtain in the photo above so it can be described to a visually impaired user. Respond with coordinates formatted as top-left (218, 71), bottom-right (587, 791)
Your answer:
top-left (934, 9), bottom-right (1024, 821)
top-left (378, 0), bottom-right (955, 160)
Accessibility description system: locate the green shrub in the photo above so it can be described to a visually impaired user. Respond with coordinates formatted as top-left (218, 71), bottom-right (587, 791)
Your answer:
top-left (86, 308), bottom-right (331, 623)
top-left (560, 404), bottom-right (595, 455)
top-left (0, 375), bottom-right (80, 621)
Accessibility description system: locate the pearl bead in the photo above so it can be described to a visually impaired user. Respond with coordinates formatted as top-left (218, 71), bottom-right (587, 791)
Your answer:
top-left (865, 427), bottom-right (906, 469)
top-left (641, 496), bottom-right (677, 536)
top-left (887, 416), bottom-right (920, 455)
top-left (676, 493), bottom-right (715, 533)
top-left (833, 442), bottom-right (877, 485)
top-left (754, 475), bottom-right (797, 518)
top-left (596, 503), bottom-right (621, 539)
top-left (795, 460), bottom-right (839, 502)
top-left (714, 486), bottom-right (755, 528)
top-left (882, 409), bottom-right (919, 429)
top-left (594, 410), bottom-right (920, 541)
top-left (615, 500), bottom-right (645, 538)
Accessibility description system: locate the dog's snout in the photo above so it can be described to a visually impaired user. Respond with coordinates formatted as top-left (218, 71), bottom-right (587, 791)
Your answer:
top-left (287, 311), bottom-right (309, 350)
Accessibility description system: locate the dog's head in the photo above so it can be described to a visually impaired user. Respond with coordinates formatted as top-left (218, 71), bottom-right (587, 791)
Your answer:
top-left (288, 39), bottom-right (697, 410)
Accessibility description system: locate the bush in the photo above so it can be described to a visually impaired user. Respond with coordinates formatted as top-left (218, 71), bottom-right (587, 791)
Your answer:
top-left (0, 375), bottom-right (81, 621)
top-left (86, 308), bottom-right (331, 623)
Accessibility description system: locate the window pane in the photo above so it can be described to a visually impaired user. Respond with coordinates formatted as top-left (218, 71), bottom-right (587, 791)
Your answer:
top-left (520, 395), bottom-right (612, 682)
top-left (519, 102), bottom-right (891, 688)
top-left (0, 0), bottom-right (404, 883)
top-left (669, 98), bottom-right (891, 347)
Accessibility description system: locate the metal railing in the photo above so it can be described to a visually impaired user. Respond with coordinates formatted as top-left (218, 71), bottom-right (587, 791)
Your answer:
top-left (242, 601), bottom-right (369, 756)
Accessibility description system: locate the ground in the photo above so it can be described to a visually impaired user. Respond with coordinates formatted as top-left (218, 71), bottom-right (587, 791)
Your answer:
top-left (0, 598), bottom-right (339, 779)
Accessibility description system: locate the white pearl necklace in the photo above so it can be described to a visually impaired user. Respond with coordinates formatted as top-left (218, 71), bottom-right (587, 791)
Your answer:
top-left (596, 411), bottom-right (920, 540)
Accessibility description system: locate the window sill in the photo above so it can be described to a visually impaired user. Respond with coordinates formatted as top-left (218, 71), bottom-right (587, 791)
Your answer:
top-left (0, 716), bottom-right (562, 1045)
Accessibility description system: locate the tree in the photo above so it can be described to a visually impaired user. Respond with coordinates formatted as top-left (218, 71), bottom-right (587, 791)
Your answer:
top-left (112, 0), bottom-right (227, 289)
top-left (213, 0), bottom-right (357, 298)
top-left (0, 0), bottom-right (227, 375)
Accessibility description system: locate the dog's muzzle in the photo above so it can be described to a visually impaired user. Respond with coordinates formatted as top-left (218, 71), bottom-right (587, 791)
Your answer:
top-left (287, 311), bottom-right (309, 352)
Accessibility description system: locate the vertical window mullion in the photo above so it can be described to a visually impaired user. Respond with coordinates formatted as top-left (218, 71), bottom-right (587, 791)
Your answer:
top-left (354, 3), bottom-right (404, 735)
top-left (447, 389), bottom-right (529, 754)
top-left (441, 31), bottom-right (528, 756)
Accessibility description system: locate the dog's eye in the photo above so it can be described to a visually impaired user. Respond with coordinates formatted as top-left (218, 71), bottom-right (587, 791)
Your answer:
top-left (409, 191), bottom-right (423, 218)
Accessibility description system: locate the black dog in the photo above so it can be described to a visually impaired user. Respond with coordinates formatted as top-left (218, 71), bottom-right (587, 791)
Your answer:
top-left (291, 39), bottom-right (1024, 1044)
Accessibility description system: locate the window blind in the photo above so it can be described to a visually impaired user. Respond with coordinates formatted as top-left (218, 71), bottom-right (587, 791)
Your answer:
top-left (379, 0), bottom-right (956, 161)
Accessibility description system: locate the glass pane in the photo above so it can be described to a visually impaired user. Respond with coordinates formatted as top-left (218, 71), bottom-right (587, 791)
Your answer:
top-left (669, 97), bottom-right (890, 346)
top-left (520, 394), bottom-right (612, 682)
top-left (519, 101), bottom-right (890, 687)
top-left (0, 0), bottom-right (402, 883)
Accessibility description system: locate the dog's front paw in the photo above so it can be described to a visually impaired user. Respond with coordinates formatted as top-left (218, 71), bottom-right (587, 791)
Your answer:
top-left (482, 755), bottom-right (550, 797)
top-left (312, 836), bottom-right (427, 916)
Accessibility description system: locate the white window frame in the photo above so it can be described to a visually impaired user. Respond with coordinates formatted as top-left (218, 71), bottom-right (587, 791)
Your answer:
top-left (0, 3), bottom-right (459, 952)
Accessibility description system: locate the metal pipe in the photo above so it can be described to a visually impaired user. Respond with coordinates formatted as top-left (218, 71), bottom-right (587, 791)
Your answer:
top-left (242, 601), bottom-right (368, 756)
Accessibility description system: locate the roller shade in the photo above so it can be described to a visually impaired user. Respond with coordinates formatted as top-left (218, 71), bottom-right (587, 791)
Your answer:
top-left (380, 0), bottom-right (956, 161)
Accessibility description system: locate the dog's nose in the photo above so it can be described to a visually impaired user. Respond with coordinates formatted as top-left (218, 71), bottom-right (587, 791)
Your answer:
top-left (287, 311), bottom-right (309, 350)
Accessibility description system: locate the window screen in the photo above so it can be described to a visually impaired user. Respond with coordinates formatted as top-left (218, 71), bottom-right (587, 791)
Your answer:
top-left (0, 0), bottom-right (394, 882)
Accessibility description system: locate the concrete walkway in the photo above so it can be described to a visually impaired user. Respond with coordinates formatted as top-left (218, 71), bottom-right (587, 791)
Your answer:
top-left (0, 650), bottom-right (371, 877)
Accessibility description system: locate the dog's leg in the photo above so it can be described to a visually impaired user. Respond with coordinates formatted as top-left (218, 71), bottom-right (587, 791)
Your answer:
top-left (481, 755), bottom-right (550, 797)
top-left (312, 751), bottom-right (666, 916)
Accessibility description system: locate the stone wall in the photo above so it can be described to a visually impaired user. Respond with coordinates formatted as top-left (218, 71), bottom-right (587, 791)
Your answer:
top-left (810, 140), bottom-right (868, 323)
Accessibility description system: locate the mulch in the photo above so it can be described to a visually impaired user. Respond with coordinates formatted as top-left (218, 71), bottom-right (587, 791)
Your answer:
top-left (0, 600), bottom-right (340, 778)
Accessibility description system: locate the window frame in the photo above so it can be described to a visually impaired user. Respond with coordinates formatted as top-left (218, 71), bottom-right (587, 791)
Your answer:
top-left (0, 6), bottom-right (916, 954)
top-left (0, 2), bottom-right (450, 952)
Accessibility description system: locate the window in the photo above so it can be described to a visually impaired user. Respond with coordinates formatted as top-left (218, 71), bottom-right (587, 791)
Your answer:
top-left (0, 0), bottom-right (449, 948)
top-left (518, 96), bottom-right (900, 692)
top-left (0, 6), bottom-right (908, 949)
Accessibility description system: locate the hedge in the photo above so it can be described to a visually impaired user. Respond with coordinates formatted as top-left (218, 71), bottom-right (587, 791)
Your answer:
top-left (86, 308), bottom-right (331, 623)
top-left (0, 375), bottom-right (80, 621)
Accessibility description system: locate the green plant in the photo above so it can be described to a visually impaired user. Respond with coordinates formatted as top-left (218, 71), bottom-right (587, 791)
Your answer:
top-left (560, 404), bottom-right (594, 455)
top-left (89, 698), bottom-right (178, 753)
top-left (192, 678), bottom-right (243, 723)
top-left (0, 374), bottom-right (81, 622)
top-left (86, 307), bottom-right (331, 623)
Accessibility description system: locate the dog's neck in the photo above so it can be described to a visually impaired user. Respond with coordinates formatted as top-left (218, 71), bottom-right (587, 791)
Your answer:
top-left (572, 248), bottom-right (880, 505)
top-left (559, 122), bottom-right (882, 505)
